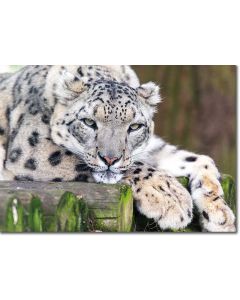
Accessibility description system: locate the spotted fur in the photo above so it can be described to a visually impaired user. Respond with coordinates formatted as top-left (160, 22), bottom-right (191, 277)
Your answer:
top-left (0, 65), bottom-right (236, 232)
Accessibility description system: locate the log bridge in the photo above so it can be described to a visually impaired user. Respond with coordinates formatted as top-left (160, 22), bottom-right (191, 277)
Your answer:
top-left (0, 175), bottom-right (236, 232)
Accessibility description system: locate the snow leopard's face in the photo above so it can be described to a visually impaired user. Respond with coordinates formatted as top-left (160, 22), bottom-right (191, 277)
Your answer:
top-left (51, 74), bottom-right (161, 183)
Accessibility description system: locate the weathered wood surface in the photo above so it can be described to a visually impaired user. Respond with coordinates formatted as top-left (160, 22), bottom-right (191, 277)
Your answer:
top-left (0, 181), bottom-right (133, 232)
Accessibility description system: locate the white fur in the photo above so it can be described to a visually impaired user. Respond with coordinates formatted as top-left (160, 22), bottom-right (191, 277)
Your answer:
top-left (92, 171), bottom-right (123, 184)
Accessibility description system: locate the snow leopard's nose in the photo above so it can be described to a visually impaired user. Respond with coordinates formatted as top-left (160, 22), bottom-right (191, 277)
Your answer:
top-left (98, 152), bottom-right (121, 166)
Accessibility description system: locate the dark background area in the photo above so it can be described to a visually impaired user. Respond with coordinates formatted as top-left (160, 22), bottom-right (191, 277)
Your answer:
top-left (132, 66), bottom-right (236, 178)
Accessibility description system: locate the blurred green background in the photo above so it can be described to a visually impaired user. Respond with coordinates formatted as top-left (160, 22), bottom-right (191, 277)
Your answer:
top-left (133, 66), bottom-right (236, 179)
top-left (0, 65), bottom-right (236, 178)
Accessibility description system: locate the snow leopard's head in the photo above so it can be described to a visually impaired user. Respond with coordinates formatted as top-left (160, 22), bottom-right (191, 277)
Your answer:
top-left (51, 72), bottom-right (161, 183)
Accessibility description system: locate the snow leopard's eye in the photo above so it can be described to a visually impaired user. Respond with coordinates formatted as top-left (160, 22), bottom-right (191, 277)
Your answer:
top-left (128, 123), bottom-right (144, 132)
top-left (81, 118), bottom-right (97, 129)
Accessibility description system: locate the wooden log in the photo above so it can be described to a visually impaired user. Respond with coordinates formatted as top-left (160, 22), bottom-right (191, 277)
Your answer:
top-left (0, 174), bottom-right (236, 232)
top-left (0, 181), bottom-right (133, 232)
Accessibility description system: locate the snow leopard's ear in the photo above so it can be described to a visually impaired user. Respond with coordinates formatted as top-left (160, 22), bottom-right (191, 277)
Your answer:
top-left (137, 82), bottom-right (161, 113)
top-left (55, 71), bottom-right (89, 105)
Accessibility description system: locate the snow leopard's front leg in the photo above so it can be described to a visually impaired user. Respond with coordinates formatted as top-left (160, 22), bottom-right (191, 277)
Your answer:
top-left (123, 165), bottom-right (193, 230)
top-left (150, 138), bottom-right (236, 232)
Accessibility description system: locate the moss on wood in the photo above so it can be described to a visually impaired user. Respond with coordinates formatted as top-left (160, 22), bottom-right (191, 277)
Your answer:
top-left (5, 197), bottom-right (24, 232)
top-left (118, 185), bottom-right (133, 232)
top-left (221, 174), bottom-right (236, 215)
top-left (28, 196), bottom-right (43, 232)
top-left (54, 192), bottom-right (89, 232)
